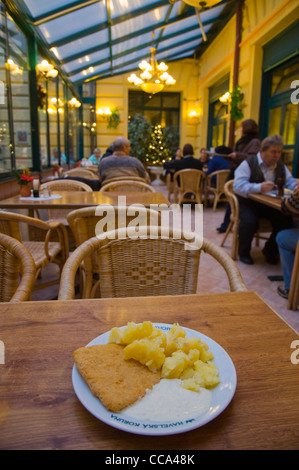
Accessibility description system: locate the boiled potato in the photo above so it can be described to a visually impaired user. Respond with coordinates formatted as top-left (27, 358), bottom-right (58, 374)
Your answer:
top-left (109, 321), bottom-right (220, 391)
top-left (123, 338), bottom-right (165, 372)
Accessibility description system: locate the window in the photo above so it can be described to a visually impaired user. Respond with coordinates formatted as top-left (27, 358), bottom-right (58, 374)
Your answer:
top-left (0, 5), bottom-right (32, 174)
top-left (207, 75), bottom-right (230, 149)
top-left (129, 90), bottom-right (180, 131)
top-left (261, 57), bottom-right (299, 176)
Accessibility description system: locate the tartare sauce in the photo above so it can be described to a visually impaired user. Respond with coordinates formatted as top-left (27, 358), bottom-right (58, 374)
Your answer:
top-left (122, 379), bottom-right (211, 422)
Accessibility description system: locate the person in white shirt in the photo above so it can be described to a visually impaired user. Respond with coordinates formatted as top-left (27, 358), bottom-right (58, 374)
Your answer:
top-left (233, 135), bottom-right (299, 265)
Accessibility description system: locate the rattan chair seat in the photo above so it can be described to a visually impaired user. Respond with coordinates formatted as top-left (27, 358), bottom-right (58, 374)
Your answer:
top-left (221, 180), bottom-right (272, 260)
top-left (0, 233), bottom-right (36, 302)
top-left (205, 169), bottom-right (230, 211)
top-left (58, 226), bottom-right (247, 300)
top-left (288, 240), bottom-right (299, 311)
top-left (0, 210), bottom-right (68, 290)
top-left (100, 180), bottom-right (155, 192)
top-left (173, 169), bottom-right (205, 205)
top-left (24, 241), bottom-right (63, 268)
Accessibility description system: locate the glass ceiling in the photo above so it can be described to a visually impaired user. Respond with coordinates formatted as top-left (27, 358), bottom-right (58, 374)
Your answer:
top-left (14, 0), bottom-right (237, 85)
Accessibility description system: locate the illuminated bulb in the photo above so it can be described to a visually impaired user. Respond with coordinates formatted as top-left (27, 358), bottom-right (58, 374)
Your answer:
top-left (157, 62), bottom-right (168, 72)
top-left (140, 70), bottom-right (152, 80)
top-left (166, 77), bottom-right (176, 85)
top-left (46, 68), bottom-right (58, 78)
top-left (160, 72), bottom-right (170, 81)
top-left (139, 60), bottom-right (150, 71)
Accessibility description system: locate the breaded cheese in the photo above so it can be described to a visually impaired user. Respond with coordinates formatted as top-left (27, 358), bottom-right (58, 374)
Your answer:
top-left (73, 343), bottom-right (160, 412)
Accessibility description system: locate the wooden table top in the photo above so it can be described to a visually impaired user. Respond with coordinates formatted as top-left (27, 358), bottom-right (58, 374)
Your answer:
top-left (0, 191), bottom-right (170, 210)
top-left (248, 192), bottom-right (284, 210)
top-left (0, 291), bottom-right (298, 450)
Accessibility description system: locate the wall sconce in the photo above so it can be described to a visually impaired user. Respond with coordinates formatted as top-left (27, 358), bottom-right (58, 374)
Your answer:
top-left (6, 58), bottom-right (23, 75)
top-left (188, 109), bottom-right (200, 119)
top-left (96, 106), bottom-right (112, 118)
top-left (36, 60), bottom-right (58, 79)
top-left (48, 97), bottom-right (64, 114)
top-left (219, 92), bottom-right (231, 104)
top-left (68, 97), bottom-right (81, 108)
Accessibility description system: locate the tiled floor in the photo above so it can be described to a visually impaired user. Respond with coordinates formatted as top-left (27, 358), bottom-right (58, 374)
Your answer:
top-left (32, 182), bottom-right (299, 334)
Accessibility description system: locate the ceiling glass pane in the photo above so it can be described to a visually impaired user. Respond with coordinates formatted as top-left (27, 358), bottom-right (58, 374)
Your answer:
top-left (109, 0), bottom-right (156, 19)
top-left (111, 6), bottom-right (169, 40)
top-left (200, 4), bottom-right (226, 22)
top-left (51, 29), bottom-right (109, 61)
top-left (112, 31), bottom-right (153, 56)
top-left (24, 0), bottom-right (77, 17)
top-left (64, 49), bottom-right (111, 74)
top-left (157, 38), bottom-right (202, 60)
top-left (37, 3), bottom-right (106, 44)
top-left (162, 16), bottom-right (199, 36)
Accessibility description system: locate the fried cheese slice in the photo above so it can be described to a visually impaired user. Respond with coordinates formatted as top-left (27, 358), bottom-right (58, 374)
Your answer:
top-left (73, 343), bottom-right (160, 412)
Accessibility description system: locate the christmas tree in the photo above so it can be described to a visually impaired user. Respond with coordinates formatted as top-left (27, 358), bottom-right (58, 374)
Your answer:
top-left (146, 124), bottom-right (168, 166)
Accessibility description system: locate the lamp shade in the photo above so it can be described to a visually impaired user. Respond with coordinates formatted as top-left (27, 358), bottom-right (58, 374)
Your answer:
top-left (182, 0), bottom-right (221, 7)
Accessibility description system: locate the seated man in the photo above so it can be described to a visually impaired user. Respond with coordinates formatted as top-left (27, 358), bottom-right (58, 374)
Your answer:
top-left (233, 135), bottom-right (299, 265)
top-left (163, 144), bottom-right (203, 173)
top-left (98, 137), bottom-right (150, 185)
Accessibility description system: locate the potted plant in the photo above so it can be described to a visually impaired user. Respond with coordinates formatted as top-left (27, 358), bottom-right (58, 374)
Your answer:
top-left (230, 85), bottom-right (244, 122)
top-left (12, 168), bottom-right (34, 196)
top-left (107, 107), bottom-right (120, 129)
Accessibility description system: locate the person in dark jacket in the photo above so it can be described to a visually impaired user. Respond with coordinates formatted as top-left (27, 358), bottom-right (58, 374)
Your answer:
top-left (163, 143), bottom-right (203, 172)
top-left (206, 145), bottom-right (232, 186)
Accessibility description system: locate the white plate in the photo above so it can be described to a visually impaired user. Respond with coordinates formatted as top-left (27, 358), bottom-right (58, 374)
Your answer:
top-left (72, 323), bottom-right (237, 436)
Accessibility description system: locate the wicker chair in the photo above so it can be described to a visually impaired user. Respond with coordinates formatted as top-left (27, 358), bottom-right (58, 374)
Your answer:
top-left (0, 233), bottom-right (36, 302)
top-left (101, 176), bottom-right (147, 188)
top-left (165, 172), bottom-right (175, 202)
top-left (40, 178), bottom-right (93, 193)
top-left (58, 226), bottom-right (247, 300)
top-left (204, 169), bottom-right (230, 211)
top-left (67, 205), bottom-right (161, 247)
top-left (288, 240), bottom-right (299, 311)
top-left (39, 179), bottom-right (93, 247)
top-left (173, 169), bottom-right (206, 205)
top-left (0, 210), bottom-right (68, 290)
top-left (67, 205), bottom-right (161, 297)
top-left (64, 168), bottom-right (99, 180)
top-left (100, 180), bottom-right (155, 192)
top-left (221, 180), bottom-right (272, 260)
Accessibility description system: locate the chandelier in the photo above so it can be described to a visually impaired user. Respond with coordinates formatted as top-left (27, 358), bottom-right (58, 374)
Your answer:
top-left (128, 47), bottom-right (176, 95)
top-left (36, 60), bottom-right (58, 79)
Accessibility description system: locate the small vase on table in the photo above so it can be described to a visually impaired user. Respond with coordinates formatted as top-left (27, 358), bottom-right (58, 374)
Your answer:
top-left (20, 185), bottom-right (31, 197)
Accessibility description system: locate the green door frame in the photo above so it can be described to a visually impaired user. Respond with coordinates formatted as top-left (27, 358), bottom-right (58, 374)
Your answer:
top-left (260, 58), bottom-right (299, 177)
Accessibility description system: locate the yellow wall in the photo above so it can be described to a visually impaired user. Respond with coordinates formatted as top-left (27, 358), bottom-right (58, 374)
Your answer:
top-left (93, 0), bottom-right (299, 156)
top-left (95, 58), bottom-right (202, 157)
top-left (197, 0), bottom-right (299, 147)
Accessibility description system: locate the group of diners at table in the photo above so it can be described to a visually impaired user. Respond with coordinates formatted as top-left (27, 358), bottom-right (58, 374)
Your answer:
top-left (34, 128), bottom-right (299, 303)
top-left (162, 121), bottom-right (299, 300)
top-left (55, 125), bottom-right (299, 302)
top-left (2, 129), bottom-right (298, 451)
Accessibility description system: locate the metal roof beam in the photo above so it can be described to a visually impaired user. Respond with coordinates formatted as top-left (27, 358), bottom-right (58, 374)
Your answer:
top-left (67, 21), bottom-right (216, 78)
top-left (47, 0), bottom-right (170, 49)
top-left (60, 8), bottom-right (222, 66)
